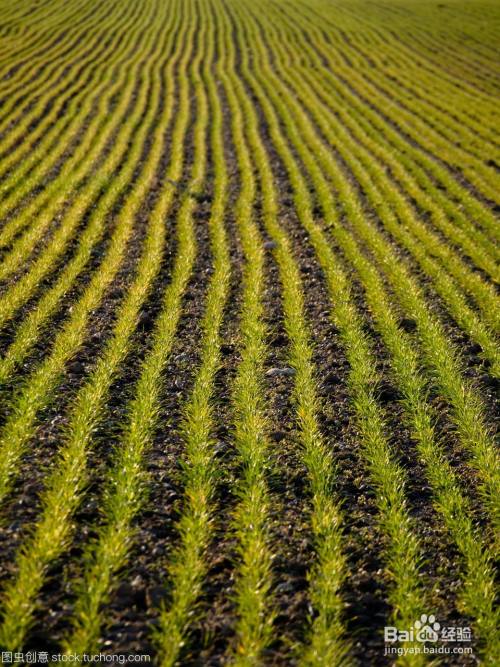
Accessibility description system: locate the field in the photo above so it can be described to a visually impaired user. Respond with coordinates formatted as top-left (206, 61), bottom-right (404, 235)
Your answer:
top-left (0, 0), bottom-right (498, 664)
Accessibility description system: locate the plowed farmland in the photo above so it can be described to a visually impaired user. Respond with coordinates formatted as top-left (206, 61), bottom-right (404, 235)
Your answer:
top-left (0, 0), bottom-right (498, 664)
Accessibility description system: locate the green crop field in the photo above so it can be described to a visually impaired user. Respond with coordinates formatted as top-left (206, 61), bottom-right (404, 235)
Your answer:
top-left (0, 0), bottom-right (498, 664)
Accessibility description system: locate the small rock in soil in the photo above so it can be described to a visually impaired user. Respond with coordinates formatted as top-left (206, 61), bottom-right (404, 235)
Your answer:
top-left (68, 361), bottom-right (85, 375)
top-left (324, 371), bottom-right (342, 387)
top-left (266, 367), bottom-right (296, 378)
